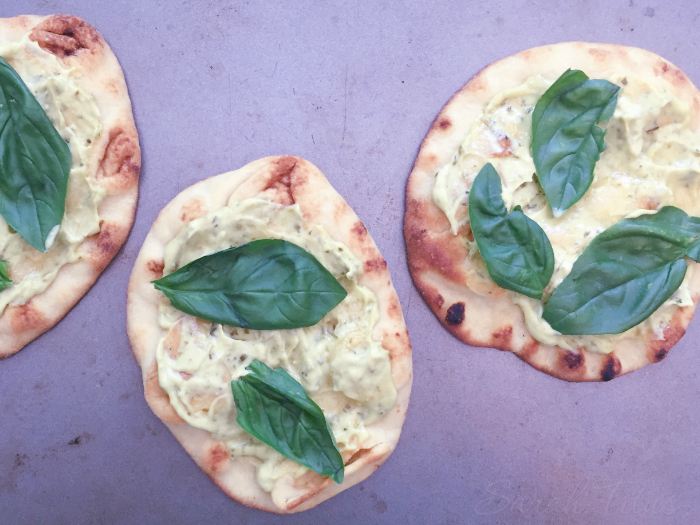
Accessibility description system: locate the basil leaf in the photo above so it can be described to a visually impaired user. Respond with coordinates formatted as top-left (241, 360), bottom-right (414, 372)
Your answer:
top-left (231, 360), bottom-right (344, 483)
top-left (532, 69), bottom-right (621, 217)
top-left (152, 239), bottom-right (348, 330)
top-left (0, 259), bottom-right (12, 292)
top-left (543, 207), bottom-right (700, 335)
top-left (468, 163), bottom-right (554, 299)
top-left (0, 56), bottom-right (71, 252)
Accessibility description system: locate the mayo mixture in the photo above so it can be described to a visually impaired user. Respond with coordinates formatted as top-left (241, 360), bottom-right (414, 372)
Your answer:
top-left (156, 199), bottom-right (397, 491)
top-left (0, 37), bottom-right (104, 312)
top-left (432, 74), bottom-right (700, 353)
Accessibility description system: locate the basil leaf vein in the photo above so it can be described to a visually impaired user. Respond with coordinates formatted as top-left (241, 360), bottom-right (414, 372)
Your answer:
top-left (0, 56), bottom-right (71, 252)
top-left (152, 239), bottom-right (348, 330)
top-left (231, 360), bottom-right (344, 483)
top-left (543, 206), bottom-right (700, 335)
top-left (468, 162), bottom-right (554, 299)
top-left (532, 69), bottom-right (621, 217)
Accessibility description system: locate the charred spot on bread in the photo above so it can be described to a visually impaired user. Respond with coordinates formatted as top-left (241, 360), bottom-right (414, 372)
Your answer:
top-left (653, 60), bottom-right (687, 87)
top-left (261, 156), bottom-right (299, 206)
top-left (492, 326), bottom-right (513, 346)
top-left (601, 355), bottom-right (622, 382)
top-left (351, 221), bottom-right (368, 237)
top-left (87, 221), bottom-right (128, 272)
top-left (445, 302), bottom-right (465, 325)
top-left (98, 128), bottom-right (141, 191)
top-left (9, 302), bottom-right (49, 334)
top-left (364, 257), bottom-right (388, 273)
top-left (146, 260), bottom-right (165, 279)
top-left (30, 15), bottom-right (102, 58)
top-left (435, 294), bottom-right (445, 308)
top-left (179, 198), bottom-right (206, 223)
top-left (437, 117), bottom-right (452, 131)
top-left (413, 152), bottom-right (439, 173)
top-left (563, 351), bottom-right (584, 370)
top-left (588, 47), bottom-right (610, 64)
top-left (654, 348), bottom-right (669, 361)
top-left (204, 441), bottom-right (230, 474)
top-left (519, 338), bottom-right (540, 360)
top-left (649, 323), bottom-right (686, 363)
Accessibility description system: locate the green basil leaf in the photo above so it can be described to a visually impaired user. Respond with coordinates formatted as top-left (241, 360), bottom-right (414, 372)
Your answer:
top-left (532, 69), bottom-right (621, 217)
top-left (231, 360), bottom-right (344, 483)
top-left (543, 207), bottom-right (700, 335)
top-left (0, 259), bottom-right (12, 292)
top-left (0, 56), bottom-right (71, 252)
top-left (468, 163), bottom-right (554, 299)
top-left (152, 239), bottom-right (348, 330)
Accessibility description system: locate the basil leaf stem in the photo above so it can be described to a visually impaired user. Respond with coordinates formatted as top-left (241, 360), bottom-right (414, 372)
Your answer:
top-left (543, 207), bottom-right (700, 335)
top-left (152, 239), bottom-right (348, 330)
top-left (468, 163), bottom-right (554, 299)
top-left (0, 56), bottom-right (71, 252)
top-left (231, 360), bottom-right (344, 483)
top-left (532, 69), bottom-right (620, 217)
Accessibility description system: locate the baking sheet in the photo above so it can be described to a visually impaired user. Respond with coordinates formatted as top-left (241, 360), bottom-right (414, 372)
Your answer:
top-left (2, 1), bottom-right (700, 523)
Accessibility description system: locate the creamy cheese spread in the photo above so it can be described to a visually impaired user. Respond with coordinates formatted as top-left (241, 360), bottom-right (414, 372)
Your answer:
top-left (0, 37), bottom-right (104, 312)
top-left (156, 198), bottom-right (397, 491)
top-left (433, 73), bottom-right (700, 353)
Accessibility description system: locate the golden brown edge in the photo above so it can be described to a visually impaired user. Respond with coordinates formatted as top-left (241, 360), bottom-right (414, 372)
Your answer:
top-left (0, 14), bottom-right (140, 358)
top-left (127, 156), bottom-right (412, 512)
top-left (404, 41), bottom-right (700, 382)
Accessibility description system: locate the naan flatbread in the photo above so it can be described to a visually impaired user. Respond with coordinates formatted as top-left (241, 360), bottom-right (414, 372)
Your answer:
top-left (0, 15), bottom-right (140, 357)
top-left (405, 42), bottom-right (700, 381)
top-left (127, 156), bottom-right (412, 512)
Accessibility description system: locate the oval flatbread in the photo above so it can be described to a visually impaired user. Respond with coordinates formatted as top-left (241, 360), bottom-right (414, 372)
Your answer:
top-left (0, 15), bottom-right (140, 357)
top-left (405, 42), bottom-right (700, 381)
top-left (127, 156), bottom-right (412, 512)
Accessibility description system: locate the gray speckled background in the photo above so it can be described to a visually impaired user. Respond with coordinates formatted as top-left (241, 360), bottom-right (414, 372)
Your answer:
top-left (2, 1), bottom-right (700, 523)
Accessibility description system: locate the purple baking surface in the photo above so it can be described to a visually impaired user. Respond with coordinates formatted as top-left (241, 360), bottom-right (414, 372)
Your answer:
top-left (2, 1), bottom-right (700, 523)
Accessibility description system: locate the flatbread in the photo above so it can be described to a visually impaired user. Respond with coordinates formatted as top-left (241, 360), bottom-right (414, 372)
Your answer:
top-left (127, 156), bottom-right (412, 512)
top-left (405, 42), bottom-right (700, 382)
top-left (0, 15), bottom-right (140, 357)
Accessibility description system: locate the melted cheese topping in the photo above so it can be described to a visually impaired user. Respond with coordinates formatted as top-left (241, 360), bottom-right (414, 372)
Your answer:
top-left (0, 37), bottom-right (104, 312)
top-left (433, 74), bottom-right (700, 353)
top-left (156, 199), bottom-right (397, 491)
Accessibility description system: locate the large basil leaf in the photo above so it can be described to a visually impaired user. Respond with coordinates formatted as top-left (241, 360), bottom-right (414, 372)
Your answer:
top-left (231, 360), bottom-right (344, 483)
top-left (543, 207), bottom-right (700, 335)
top-left (0, 259), bottom-right (12, 292)
top-left (468, 163), bottom-right (554, 299)
top-left (0, 56), bottom-right (71, 252)
top-left (152, 239), bottom-right (348, 330)
top-left (532, 69), bottom-right (620, 217)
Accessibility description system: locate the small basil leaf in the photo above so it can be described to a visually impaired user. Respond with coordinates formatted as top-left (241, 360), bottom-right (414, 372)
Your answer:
top-left (532, 70), bottom-right (621, 217)
top-left (0, 56), bottom-right (71, 252)
top-left (0, 259), bottom-right (12, 292)
top-left (152, 239), bottom-right (348, 330)
top-left (543, 206), bottom-right (700, 335)
top-left (468, 163), bottom-right (554, 299)
top-left (231, 360), bottom-right (344, 483)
